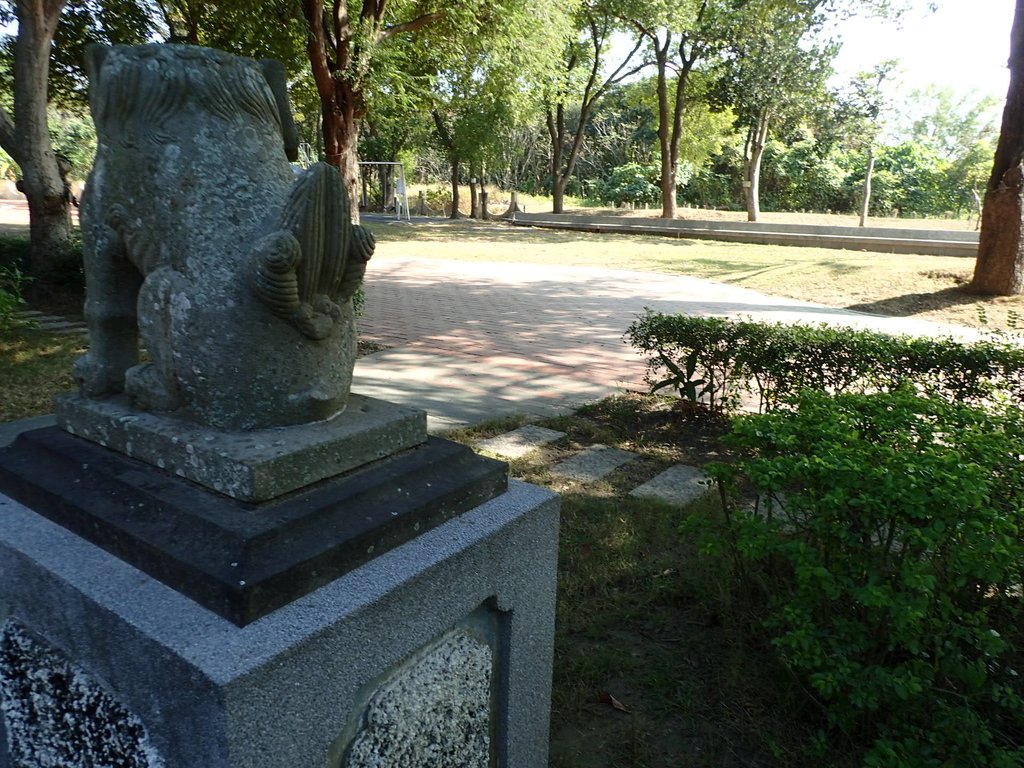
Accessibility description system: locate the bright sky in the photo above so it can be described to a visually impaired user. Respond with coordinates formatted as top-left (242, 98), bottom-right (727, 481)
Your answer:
top-left (829, 0), bottom-right (1014, 101)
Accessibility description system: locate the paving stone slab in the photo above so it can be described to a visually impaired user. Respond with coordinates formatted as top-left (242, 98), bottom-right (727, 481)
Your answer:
top-left (629, 464), bottom-right (712, 507)
top-left (35, 321), bottom-right (85, 330)
top-left (550, 445), bottom-right (638, 482)
top-left (476, 425), bottom-right (565, 459)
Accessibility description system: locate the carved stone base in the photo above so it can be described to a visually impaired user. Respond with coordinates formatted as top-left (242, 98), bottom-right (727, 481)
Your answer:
top-left (0, 476), bottom-right (559, 767)
top-left (54, 392), bottom-right (426, 502)
top-left (0, 427), bottom-right (506, 626)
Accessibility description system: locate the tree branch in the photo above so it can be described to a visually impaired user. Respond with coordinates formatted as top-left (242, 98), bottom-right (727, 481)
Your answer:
top-left (600, 31), bottom-right (645, 91)
top-left (378, 11), bottom-right (443, 42)
top-left (303, 0), bottom-right (337, 99)
top-left (431, 108), bottom-right (453, 152)
top-left (360, 0), bottom-right (383, 23)
top-left (332, 0), bottom-right (345, 59)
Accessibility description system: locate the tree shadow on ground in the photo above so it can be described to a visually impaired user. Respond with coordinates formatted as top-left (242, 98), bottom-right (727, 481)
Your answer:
top-left (845, 285), bottom-right (984, 318)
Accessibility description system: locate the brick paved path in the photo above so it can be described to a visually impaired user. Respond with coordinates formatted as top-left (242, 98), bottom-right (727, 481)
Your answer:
top-left (354, 255), bottom-right (977, 430)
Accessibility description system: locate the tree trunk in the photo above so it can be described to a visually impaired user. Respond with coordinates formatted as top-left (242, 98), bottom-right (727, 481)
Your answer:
top-left (303, 1), bottom-right (362, 221)
top-left (972, 0), bottom-right (1024, 295)
top-left (744, 114), bottom-right (768, 223)
top-left (502, 190), bottom-right (524, 218)
top-left (449, 158), bottom-right (461, 219)
top-left (651, 32), bottom-right (695, 220)
top-left (327, 83), bottom-right (362, 221)
top-left (973, 163), bottom-right (1024, 294)
top-left (859, 149), bottom-right (875, 227)
top-left (551, 178), bottom-right (565, 214)
top-left (11, 0), bottom-right (72, 275)
top-left (469, 177), bottom-right (478, 219)
top-left (653, 38), bottom-right (676, 220)
top-left (481, 190), bottom-right (490, 220)
top-left (546, 99), bottom-right (591, 215)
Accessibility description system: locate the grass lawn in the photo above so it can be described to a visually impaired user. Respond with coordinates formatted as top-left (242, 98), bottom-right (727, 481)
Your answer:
top-left (365, 217), bottom-right (1023, 333)
top-left (0, 331), bottom-right (83, 422)
top-left (447, 396), bottom-right (826, 767)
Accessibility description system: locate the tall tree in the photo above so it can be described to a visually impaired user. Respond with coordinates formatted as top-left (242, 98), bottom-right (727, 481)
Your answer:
top-left (0, 0), bottom-right (186, 271)
top-left (0, 0), bottom-right (74, 273)
top-left (545, 1), bottom-right (645, 213)
top-left (817, 62), bottom-right (896, 225)
top-left (300, 1), bottom-right (572, 211)
top-left (300, 2), bottom-right (463, 206)
top-left (429, 1), bottom-right (568, 218)
top-left (719, 0), bottom-right (834, 221)
top-left (633, 1), bottom-right (706, 219)
top-left (972, 0), bottom-right (1024, 295)
top-left (618, 0), bottom-right (742, 219)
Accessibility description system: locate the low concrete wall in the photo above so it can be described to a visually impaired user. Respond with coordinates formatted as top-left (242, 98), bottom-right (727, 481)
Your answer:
top-left (508, 213), bottom-right (979, 258)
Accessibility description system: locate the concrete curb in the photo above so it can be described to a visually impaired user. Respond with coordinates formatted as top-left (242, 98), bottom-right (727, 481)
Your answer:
top-left (507, 213), bottom-right (978, 257)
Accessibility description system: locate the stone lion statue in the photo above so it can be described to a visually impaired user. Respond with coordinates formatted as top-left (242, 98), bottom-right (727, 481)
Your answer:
top-left (75, 44), bottom-right (373, 431)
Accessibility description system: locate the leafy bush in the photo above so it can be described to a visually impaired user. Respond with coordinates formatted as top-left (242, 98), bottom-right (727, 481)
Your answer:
top-left (679, 166), bottom-right (739, 209)
top-left (0, 233), bottom-right (84, 291)
top-left (599, 163), bottom-right (660, 207)
top-left (422, 185), bottom-right (451, 215)
top-left (701, 388), bottom-right (1024, 766)
top-left (0, 234), bottom-right (32, 270)
top-left (0, 262), bottom-right (29, 331)
top-left (626, 312), bottom-right (1024, 413)
top-left (38, 233), bottom-right (85, 289)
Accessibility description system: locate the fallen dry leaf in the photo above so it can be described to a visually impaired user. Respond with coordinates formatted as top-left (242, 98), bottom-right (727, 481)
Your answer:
top-left (598, 691), bottom-right (631, 713)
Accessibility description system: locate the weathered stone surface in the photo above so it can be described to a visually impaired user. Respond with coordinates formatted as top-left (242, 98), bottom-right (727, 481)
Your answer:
top-left (550, 444), bottom-right (638, 482)
top-left (343, 630), bottom-right (492, 767)
top-left (0, 621), bottom-right (163, 768)
top-left (73, 44), bottom-right (374, 431)
top-left (629, 464), bottom-right (712, 506)
top-left (0, 427), bottom-right (507, 626)
top-left (54, 392), bottom-right (426, 501)
top-left (476, 425), bottom-right (565, 459)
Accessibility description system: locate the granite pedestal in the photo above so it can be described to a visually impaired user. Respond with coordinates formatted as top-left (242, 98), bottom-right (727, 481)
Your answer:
top-left (0, 475), bottom-right (559, 767)
top-left (0, 479), bottom-right (561, 765)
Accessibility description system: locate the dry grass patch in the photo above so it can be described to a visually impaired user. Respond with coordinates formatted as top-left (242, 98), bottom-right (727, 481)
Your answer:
top-left (0, 331), bottom-right (83, 421)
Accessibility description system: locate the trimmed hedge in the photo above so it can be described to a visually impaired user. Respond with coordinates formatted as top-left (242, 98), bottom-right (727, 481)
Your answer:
top-left (625, 312), bottom-right (1024, 413)
top-left (629, 314), bottom-right (1024, 764)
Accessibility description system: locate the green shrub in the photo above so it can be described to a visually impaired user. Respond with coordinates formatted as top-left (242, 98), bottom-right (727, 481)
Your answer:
top-left (0, 235), bottom-right (32, 270)
top-left (599, 163), bottom-right (660, 207)
top-left (37, 232), bottom-right (85, 289)
top-left (0, 233), bottom-right (84, 290)
top-left (0, 262), bottom-right (29, 331)
top-left (625, 312), bottom-right (1024, 413)
top-left (700, 388), bottom-right (1024, 766)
